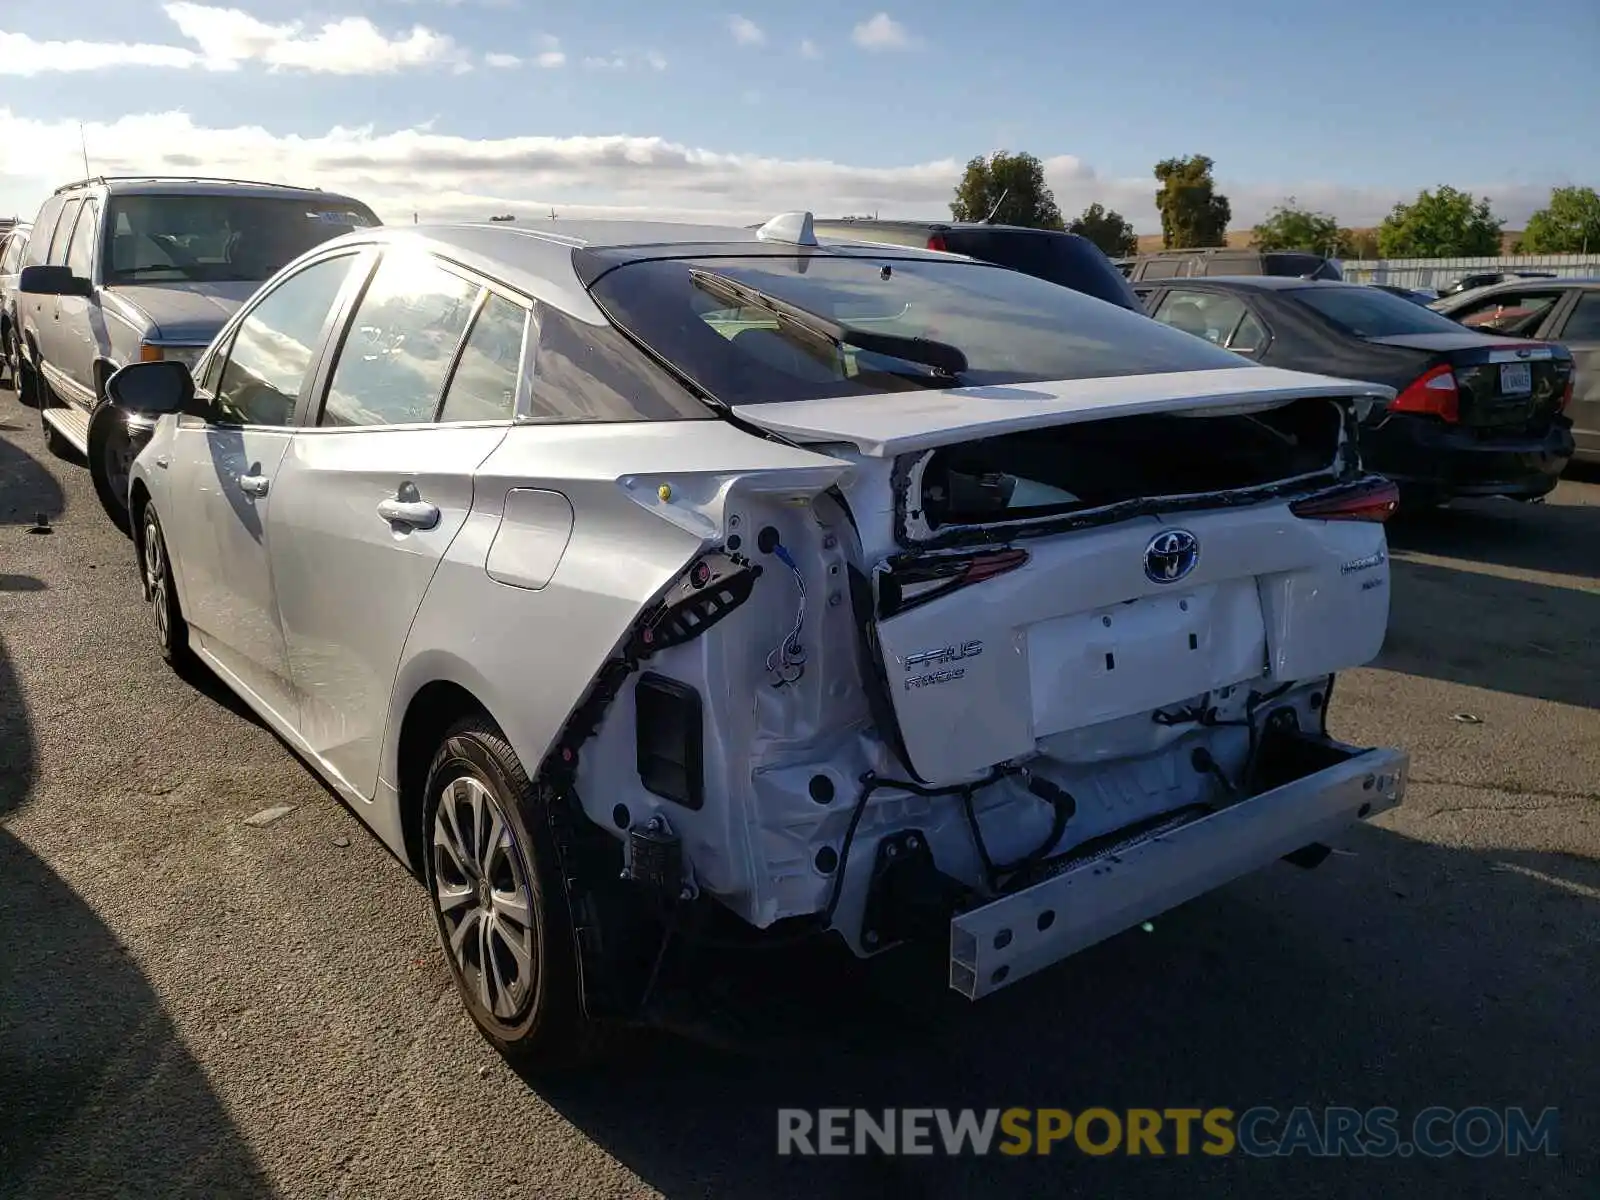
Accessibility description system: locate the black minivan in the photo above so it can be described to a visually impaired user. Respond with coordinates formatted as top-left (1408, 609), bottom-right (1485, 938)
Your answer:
top-left (809, 218), bottom-right (1144, 312)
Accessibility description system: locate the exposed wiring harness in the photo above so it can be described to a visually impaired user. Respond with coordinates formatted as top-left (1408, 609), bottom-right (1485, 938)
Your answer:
top-left (765, 541), bottom-right (807, 687)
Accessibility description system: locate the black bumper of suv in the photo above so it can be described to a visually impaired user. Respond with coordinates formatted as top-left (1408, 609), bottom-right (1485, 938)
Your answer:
top-left (1361, 413), bottom-right (1575, 503)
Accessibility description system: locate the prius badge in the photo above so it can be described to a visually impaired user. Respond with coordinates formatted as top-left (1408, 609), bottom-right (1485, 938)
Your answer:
top-left (1144, 529), bottom-right (1199, 584)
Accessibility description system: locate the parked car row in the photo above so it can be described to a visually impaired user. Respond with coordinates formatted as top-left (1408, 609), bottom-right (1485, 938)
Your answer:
top-left (7, 175), bottom-right (380, 529)
top-left (1130, 274), bottom-right (1587, 500)
top-left (12, 190), bottom-right (1419, 1069)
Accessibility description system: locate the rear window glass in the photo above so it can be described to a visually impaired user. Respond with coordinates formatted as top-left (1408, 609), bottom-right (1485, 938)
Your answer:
top-left (103, 194), bottom-right (380, 284)
top-left (1291, 286), bottom-right (1472, 338)
top-left (944, 231), bottom-right (1142, 311)
top-left (587, 254), bottom-right (1245, 407)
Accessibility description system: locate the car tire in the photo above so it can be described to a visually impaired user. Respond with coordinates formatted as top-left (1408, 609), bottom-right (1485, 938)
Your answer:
top-left (2, 325), bottom-right (19, 392)
top-left (139, 504), bottom-right (192, 670)
top-left (88, 406), bottom-right (134, 536)
top-left (421, 715), bottom-right (600, 1071)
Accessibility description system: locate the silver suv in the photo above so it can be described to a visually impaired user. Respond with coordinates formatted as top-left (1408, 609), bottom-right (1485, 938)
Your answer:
top-left (16, 175), bottom-right (379, 530)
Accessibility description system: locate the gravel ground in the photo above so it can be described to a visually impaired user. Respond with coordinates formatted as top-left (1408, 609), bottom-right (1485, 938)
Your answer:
top-left (2, 382), bottom-right (1595, 1199)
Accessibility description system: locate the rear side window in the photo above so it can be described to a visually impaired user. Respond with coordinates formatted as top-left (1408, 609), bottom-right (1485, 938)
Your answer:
top-left (1137, 259), bottom-right (1183, 280)
top-left (1152, 288), bottom-right (1250, 346)
top-left (1202, 255), bottom-right (1260, 276)
top-left (1558, 292), bottom-right (1600, 342)
top-left (320, 249), bottom-right (477, 427)
top-left (1292, 286), bottom-right (1473, 338)
top-left (1, 234), bottom-right (22, 273)
top-left (1453, 290), bottom-right (1563, 338)
top-left (587, 253), bottom-right (1246, 407)
top-left (25, 199), bottom-right (63, 267)
top-left (525, 306), bottom-right (711, 423)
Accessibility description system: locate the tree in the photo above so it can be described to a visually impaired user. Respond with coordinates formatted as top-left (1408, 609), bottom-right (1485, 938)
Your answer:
top-left (1067, 202), bottom-right (1138, 257)
top-left (1518, 186), bottom-right (1600, 254)
top-left (1376, 186), bottom-right (1503, 258)
top-left (1253, 198), bottom-right (1340, 254)
top-left (950, 151), bottom-right (1064, 230)
top-left (1336, 227), bottom-right (1381, 259)
top-left (1153, 155), bottom-right (1231, 248)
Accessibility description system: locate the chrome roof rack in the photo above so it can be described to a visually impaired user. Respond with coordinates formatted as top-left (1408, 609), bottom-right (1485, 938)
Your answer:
top-left (52, 175), bottom-right (325, 196)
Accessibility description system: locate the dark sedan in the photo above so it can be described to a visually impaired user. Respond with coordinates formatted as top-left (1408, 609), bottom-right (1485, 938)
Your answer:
top-left (1133, 277), bottom-right (1577, 506)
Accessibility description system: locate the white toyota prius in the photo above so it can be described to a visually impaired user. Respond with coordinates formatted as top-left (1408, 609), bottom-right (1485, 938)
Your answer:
top-left (110, 211), bottom-right (1409, 1069)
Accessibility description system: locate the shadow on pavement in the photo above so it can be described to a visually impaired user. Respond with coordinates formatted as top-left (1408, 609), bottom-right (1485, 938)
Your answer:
top-left (530, 829), bottom-right (1593, 1199)
top-left (0, 427), bottom-right (273, 1199)
top-left (1387, 492), bottom-right (1598, 582)
top-left (1377, 557), bottom-right (1599, 711)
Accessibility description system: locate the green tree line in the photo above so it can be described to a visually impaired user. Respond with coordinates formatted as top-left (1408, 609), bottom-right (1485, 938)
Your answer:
top-left (948, 150), bottom-right (1598, 260)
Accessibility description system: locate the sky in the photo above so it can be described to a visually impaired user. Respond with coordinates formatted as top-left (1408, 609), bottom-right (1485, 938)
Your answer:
top-left (1, 0), bottom-right (1596, 233)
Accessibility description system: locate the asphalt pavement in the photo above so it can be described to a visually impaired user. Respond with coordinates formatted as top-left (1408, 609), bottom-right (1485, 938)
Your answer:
top-left (1, 381), bottom-right (1595, 1199)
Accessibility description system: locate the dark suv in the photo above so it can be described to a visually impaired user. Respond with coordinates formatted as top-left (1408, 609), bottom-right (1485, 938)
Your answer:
top-left (1118, 248), bottom-right (1342, 283)
top-left (809, 218), bottom-right (1143, 311)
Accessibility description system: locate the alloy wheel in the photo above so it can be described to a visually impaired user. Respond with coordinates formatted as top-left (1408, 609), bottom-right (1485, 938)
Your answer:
top-left (431, 775), bottom-right (539, 1021)
top-left (143, 513), bottom-right (170, 646)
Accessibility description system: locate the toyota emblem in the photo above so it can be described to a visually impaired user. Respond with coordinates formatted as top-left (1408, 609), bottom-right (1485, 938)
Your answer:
top-left (1144, 529), bottom-right (1200, 584)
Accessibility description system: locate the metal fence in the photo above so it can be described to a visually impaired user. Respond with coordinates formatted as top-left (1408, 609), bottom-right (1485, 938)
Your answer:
top-left (1339, 253), bottom-right (1600, 289)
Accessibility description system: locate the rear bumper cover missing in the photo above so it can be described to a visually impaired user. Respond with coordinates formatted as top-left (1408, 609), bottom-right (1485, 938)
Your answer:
top-left (949, 743), bottom-right (1408, 999)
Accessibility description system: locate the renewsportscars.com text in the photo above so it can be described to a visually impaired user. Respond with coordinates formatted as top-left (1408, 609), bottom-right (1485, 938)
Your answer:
top-left (776, 1106), bottom-right (1560, 1158)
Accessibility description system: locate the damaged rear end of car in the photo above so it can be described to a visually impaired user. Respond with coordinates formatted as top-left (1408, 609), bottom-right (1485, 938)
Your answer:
top-left (552, 239), bottom-right (1409, 1009)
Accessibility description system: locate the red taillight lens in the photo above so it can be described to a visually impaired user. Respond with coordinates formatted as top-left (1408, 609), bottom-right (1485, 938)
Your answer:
top-left (1390, 364), bottom-right (1459, 421)
top-left (1561, 375), bottom-right (1574, 413)
top-left (881, 547), bottom-right (1027, 616)
top-left (926, 233), bottom-right (948, 252)
top-left (1290, 478), bottom-right (1400, 523)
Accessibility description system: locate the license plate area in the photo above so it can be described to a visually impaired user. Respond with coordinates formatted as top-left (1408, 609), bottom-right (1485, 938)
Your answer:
top-left (1499, 362), bottom-right (1532, 395)
top-left (1027, 578), bottom-right (1268, 734)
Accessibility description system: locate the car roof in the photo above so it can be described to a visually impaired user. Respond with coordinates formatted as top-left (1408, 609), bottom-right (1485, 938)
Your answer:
top-left (1135, 275), bottom-right (1357, 291)
top-left (307, 217), bottom-right (988, 324)
top-left (51, 176), bottom-right (370, 205)
top-left (811, 217), bottom-right (1091, 238)
top-left (1442, 275), bottom-right (1600, 295)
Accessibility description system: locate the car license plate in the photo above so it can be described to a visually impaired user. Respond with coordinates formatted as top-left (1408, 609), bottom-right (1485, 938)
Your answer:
top-left (1499, 362), bottom-right (1531, 395)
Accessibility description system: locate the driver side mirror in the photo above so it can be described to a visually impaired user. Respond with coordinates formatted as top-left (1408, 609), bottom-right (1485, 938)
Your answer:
top-left (105, 359), bottom-right (206, 418)
top-left (19, 264), bottom-right (92, 298)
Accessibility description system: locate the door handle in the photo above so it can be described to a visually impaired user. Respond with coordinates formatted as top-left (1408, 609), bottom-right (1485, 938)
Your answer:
top-left (377, 498), bottom-right (440, 530)
top-left (238, 473), bottom-right (270, 497)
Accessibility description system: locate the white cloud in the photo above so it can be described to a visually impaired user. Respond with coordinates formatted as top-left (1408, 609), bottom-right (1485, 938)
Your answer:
top-left (799, 38), bottom-right (821, 59)
top-left (851, 13), bottom-right (917, 51)
top-left (0, 32), bottom-right (202, 73)
top-left (583, 55), bottom-right (626, 69)
top-left (484, 52), bottom-right (520, 68)
top-left (0, 109), bottom-right (1561, 238)
top-left (728, 15), bottom-right (765, 46)
top-left (646, 49), bottom-right (668, 71)
top-left (0, 3), bottom-right (465, 75)
top-left (534, 34), bottom-right (565, 67)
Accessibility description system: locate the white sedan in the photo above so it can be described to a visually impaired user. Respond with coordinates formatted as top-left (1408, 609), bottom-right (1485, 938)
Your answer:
top-left (111, 211), bottom-right (1409, 1069)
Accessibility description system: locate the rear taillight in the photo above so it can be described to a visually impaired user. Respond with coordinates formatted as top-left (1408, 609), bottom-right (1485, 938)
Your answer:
top-left (926, 233), bottom-right (948, 252)
top-left (1561, 375), bottom-right (1574, 413)
top-left (1390, 364), bottom-right (1459, 421)
top-left (880, 547), bottom-right (1027, 616)
top-left (1290, 478), bottom-right (1400, 523)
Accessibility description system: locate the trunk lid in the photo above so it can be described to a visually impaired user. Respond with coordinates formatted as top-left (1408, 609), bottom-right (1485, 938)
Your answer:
top-left (730, 365), bottom-right (1390, 457)
top-left (1368, 334), bottom-right (1571, 429)
top-left (737, 369), bottom-right (1394, 786)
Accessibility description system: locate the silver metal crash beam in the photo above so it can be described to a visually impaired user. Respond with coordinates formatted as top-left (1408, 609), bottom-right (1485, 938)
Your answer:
top-left (949, 744), bottom-right (1408, 999)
